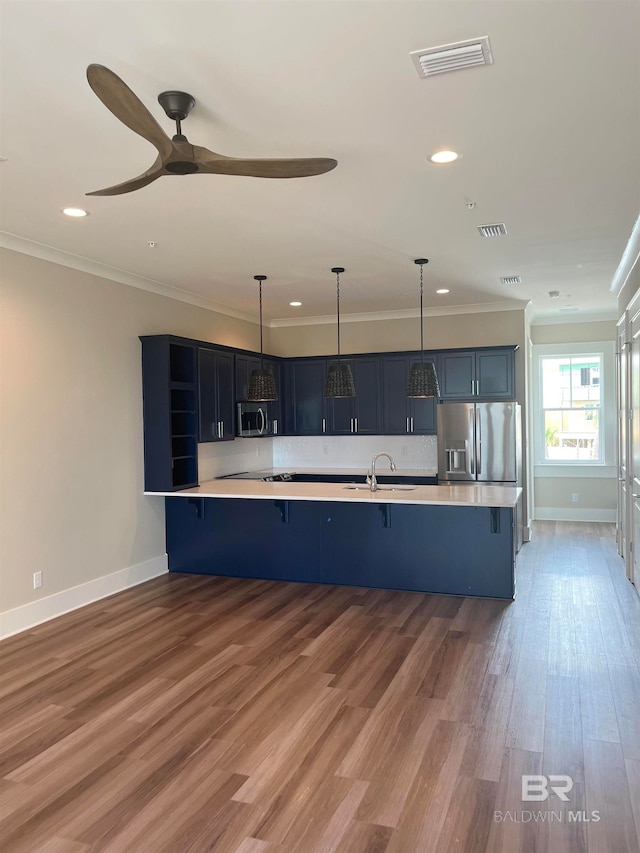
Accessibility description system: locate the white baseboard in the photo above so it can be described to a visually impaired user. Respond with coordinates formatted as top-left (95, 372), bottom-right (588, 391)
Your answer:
top-left (0, 555), bottom-right (168, 640)
top-left (534, 507), bottom-right (617, 522)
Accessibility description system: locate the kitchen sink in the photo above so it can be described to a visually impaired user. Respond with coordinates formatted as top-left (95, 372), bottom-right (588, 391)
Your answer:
top-left (343, 484), bottom-right (417, 491)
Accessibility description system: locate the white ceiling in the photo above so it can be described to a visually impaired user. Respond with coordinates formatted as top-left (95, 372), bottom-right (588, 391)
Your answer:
top-left (1, 1), bottom-right (639, 325)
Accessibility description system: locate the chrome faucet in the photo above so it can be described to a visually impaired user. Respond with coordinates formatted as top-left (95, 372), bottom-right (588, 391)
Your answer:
top-left (367, 452), bottom-right (397, 491)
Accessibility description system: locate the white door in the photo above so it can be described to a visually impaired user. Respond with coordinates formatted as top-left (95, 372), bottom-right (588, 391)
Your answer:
top-left (616, 315), bottom-right (629, 562)
top-left (628, 307), bottom-right (640, 587)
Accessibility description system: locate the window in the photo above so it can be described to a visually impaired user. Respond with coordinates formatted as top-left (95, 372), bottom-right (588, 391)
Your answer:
top-left (541, 355), bottom-right (602, 461)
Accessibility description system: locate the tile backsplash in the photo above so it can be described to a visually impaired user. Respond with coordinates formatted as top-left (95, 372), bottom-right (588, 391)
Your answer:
top-left (198, 434), bottom-right (438, 479)
top-left (198, 437), bottom-right (274, 480)
top-left (273, 435), bottom-right (437, 472)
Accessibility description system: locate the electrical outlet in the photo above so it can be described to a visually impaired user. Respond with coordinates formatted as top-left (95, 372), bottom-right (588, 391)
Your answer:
top-left (571, 493), bottom-right (579, 503)
top-left (33, 571), bottom-right (43, 590)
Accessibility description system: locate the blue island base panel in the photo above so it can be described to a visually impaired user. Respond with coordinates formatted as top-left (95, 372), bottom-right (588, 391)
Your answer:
top-left (165, 498), bottom-right (515, 600)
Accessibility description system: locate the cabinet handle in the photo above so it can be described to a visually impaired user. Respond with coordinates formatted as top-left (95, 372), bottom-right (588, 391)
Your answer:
top-left (273, 418), bottom-right (278, 435)
top-left (354, 417), bottom-right (358, 433)
top-left (221, 421), bottom-right (224, 439)
top-left (410, 417), bottom-right (414, 433)
top-left (406, 417), bottom-right (410, 433)
top-left (322, 418), bottom-right (326, 434)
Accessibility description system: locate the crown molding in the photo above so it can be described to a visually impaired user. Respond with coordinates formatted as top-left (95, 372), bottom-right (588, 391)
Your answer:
top-left (270, 300), bottom-right (530, 328)
top-left (0, 232), bottom-right (256, 324)
top-left (529, 310), bottom-right (618, 326)
top-left (610, 212), bottom-right (640, 296)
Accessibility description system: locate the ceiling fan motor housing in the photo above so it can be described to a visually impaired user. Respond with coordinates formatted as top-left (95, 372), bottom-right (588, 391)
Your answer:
top-left (157, 90), bottom-right (196, 121)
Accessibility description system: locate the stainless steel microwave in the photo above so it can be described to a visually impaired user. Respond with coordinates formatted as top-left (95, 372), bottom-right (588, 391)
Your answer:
top-left (237, 402), bottom-right (273, 437)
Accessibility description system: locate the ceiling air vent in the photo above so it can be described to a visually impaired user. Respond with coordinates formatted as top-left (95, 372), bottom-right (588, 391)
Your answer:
top-left (410, 36), bottom-right (493, 79)
top-left (501, 276), bottom-right (521, 285)
top-left (478, 223), bottom-right (508, 238)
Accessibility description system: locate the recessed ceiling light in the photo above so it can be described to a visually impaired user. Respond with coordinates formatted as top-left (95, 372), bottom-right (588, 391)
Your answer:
top-left (62, 207), bottom-right (89, 217)
top-left (289, 301), bottom-right (302, 307)
top-left (429, 150), bottom-right (459, 164)
top-left (549, 290), bottom-right (560, 299)
top-left (436, 289), bottom-right (450, 294)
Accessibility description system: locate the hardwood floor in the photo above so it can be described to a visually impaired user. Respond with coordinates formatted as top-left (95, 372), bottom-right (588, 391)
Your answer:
top-left (1, 521), bottom-right (639, 852)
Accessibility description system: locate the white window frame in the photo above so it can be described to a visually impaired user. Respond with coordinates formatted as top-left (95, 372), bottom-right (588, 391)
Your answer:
top-left (532, 341), bottom-right (616, 477)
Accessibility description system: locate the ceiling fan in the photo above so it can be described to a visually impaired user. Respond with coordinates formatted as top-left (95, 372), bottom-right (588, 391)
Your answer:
top-left (85, 64), bottom-right (338, 196)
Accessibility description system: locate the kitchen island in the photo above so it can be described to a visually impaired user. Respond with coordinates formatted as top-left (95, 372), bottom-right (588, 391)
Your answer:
top-left (149, 478), bottom-right (521, 600)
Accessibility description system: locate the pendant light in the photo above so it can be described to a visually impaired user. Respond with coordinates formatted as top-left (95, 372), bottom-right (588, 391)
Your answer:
top-left (248, 275), bottom-right (278, 402)
top-left (407, 258), bottom-right (440, 398)
top-left (324, 267), bottom-right (356, 397)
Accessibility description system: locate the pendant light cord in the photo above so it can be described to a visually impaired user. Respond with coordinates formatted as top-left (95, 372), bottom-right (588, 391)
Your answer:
top-left (419, 262), bottom-right (424, 363)
top-left (259, 281), bottom-right (264, 369)
top-left (336, 269), bottom-right (341, 362)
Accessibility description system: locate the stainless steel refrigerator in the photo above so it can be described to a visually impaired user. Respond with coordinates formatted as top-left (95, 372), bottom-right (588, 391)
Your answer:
top-left (437, 401), bottom-right (523, 548)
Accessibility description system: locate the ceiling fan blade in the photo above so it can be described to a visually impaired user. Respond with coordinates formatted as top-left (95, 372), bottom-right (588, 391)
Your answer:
top-left (86, 156), bottom-right (166, 196)
top-left (87, 64), bottom-right (174, 159)
top-left (195, 149), bottom-right (338, 179)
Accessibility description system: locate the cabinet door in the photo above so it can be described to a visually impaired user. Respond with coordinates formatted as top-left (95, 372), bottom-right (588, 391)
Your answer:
top-left (198, 348), bottom-right (220, 442)
top-left (476, 350), bottom-right (514, 399)
top-left (235, 354), bottom-right (261, 401)
top-left (353, 356), bottom-right (382, 434)
top-left (437, 352), bottom-right (475, 399)
top-left (216, 351), bottom-right (235, 440)
top-left (265, 359), bottom-right (283, 434)
top-left (325, 359), bottom-right (356, 434)
top-left (284, 359), bottom-right (327, 434)
top-left (381, 355), bottom-right (411, 434)
top-left (198, 348), bottom-right (235, 442)
top-left (408, 355), bottom-right (437, 433)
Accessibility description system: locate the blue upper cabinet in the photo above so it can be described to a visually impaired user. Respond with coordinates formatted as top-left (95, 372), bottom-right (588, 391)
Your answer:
top-left (197, 347), bottom-right (235, 442)
top-left (325, 356), bottom-right (382, 435)
top-left (437, 347), bottom-right (515, 400)
top-left (235, 353), bottom-right (261, 401)
top-left (381, 354), bottom-right (437, 434)
top-left (283, 359), bottom-right (328, 434)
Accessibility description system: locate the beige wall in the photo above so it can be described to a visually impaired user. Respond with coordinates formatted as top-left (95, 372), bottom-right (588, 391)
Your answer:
top-left (530, 320), bottom-right (617, 345)
top-left (530, 321), bottom-right (617, 522)
top-left (0, 248), bottom-right (260, 615)
top-left (270, 309), bottom-right (526, 358)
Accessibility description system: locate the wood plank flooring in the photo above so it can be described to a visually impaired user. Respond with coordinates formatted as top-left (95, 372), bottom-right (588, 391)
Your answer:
top-left (1, 521), bottom-right (639, 852)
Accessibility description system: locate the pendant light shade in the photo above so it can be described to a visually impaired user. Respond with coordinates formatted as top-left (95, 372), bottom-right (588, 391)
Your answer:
top-left (407, 258), bottom-right (440, 398)
top-left (324, 267), bottom-right (356, 397)
top-left (248, 275), bottom-right (278, 402)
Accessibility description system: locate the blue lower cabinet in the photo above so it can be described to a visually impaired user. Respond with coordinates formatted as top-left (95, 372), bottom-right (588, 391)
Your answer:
top-left (320, 502), bottom-right (513, 599)
top-left (165, 498), bottom-right (514, 599)
top-left (165, 497), bottom-right (322, 583)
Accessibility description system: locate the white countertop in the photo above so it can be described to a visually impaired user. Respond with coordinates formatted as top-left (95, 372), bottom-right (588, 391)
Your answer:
top-left (146, 479), bottom-right (521, 508)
